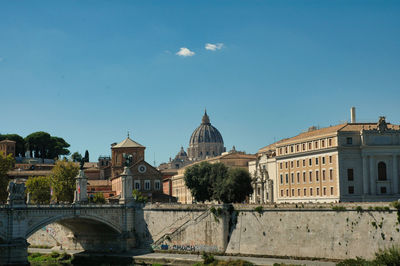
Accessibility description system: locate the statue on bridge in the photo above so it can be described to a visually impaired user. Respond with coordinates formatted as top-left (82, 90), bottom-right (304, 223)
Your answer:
top-left (7, 181), bottom-right (26, 206)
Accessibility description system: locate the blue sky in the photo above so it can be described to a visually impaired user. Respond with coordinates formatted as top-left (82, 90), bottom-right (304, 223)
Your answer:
top-left (1, 0), bottom-right (399, 165)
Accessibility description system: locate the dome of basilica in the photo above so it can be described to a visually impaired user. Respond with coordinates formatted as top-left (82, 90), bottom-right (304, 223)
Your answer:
top-left (189, 111), bottom-right (224, 145)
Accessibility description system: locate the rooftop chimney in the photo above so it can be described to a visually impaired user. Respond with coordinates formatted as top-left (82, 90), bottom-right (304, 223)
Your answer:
top-left (350, 107), bottom-right (356, 123)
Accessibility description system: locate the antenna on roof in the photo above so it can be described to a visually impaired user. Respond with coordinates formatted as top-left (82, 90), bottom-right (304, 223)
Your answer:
top-left (127, 131), bottom-right (130, 138)
top-left (153, 152), bottom-right (156, 167)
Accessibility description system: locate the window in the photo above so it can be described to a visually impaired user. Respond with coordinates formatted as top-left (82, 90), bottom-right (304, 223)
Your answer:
top-left (316, 158), bottom-right (319, 165)
top-left (134, 180), bottom-right (141, 190)
top-left (310, 188), bottom-right (313, 196)
top-left (322, 157), bottom-right (325, 164)
top-left (378, 162), bottom-right (387, 181)
top-left (285, 162), bottom-right (288, 169)
top-left (315, 141), bottom-right (318, 149)
top-left (291, 161), bottom-right (294, 168)
top-left (297, 172), bottom-right (300, 183)
top-left (328, 138), bottom-right (332, 146)
top-left (381, 187), bottom-right (387, 194)
top-left (291, 189), bottom-right (294, 196)
top-left (291, 173), bottom-right (294, 183)
top-left (280, 190), bottom-right (283, 197)
top-left (280, 174), bottom-right (283, 184)
top-left (144, 180), bottom-right (151, 190)
top-left (286, 189), bottom-right (289, 197)
top-left (296, 160), bottom-right (299, 168)
top-left (279, 148), bottom-right (282, 154)
top-left (257, 187), bottom-right (261, 195)
top-left (303, 172), bottom-right (306, 183)
top-left (309, 158), bottom-right (312, 166)
top-left (296, 145), bottom-right (299, 152)
top-left (285, 147), bottom-right (288, 153)
top-left (329, 169), bottom-right (333, 180)
top-left (323, 187), bottom-right (327, 196)
top-left (285, 174), bottom-right (289, 184)
top-left (291, 146), bottom-right (294, 153)
top-left (322, 140), bottom-right (325, 147)
top-left (280, 163), bottom-right (283, 169)
top-left (303, 160), bottom-right (306, 167)
top-left (155, 180), bottom-right (161, 190)
top-left (308, 142), bottom-right (312, 150)
top-left (302, 143), bottom-right (306, 151)
top-left (316, 171), bottom-right (319, 181)
top-left (298, 188), bottom-right (301, 196)
top-left (304, 188), bottom-right (307, 196)
top-left (317, 187), bottom-right (320, 196)
top-left (348, 186), bottom-right (354, 194)
top-left (329, 156), bottom-right (332, 164)
top-left (309, 171), bottom-right (313, 182)
top-left (347, 169), bottom-right (354, 181)
top-left (346, 137), bottom-right (353, 145)
top-left (330, 186), bottom-right (334, 195)
top-left (322, 170), bottom-right (326, 181)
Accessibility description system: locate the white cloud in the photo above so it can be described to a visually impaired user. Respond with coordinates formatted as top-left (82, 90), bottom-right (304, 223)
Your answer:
top-left (176, 47), bottom-right (195, 57)
top-left (205, 43), bottom-right (224, 51)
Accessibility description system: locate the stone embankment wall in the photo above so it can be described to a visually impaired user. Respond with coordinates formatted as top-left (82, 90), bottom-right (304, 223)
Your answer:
top-left (29, 202), bottom-right (400, 260)
top-left (227, 204), bottom-right (400, 259)
top-left (136, 204), bottom-right (227, 253)
top-left (28, 223), bottom-right (82, 250)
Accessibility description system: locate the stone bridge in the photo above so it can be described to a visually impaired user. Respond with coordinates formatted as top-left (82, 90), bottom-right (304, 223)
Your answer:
top-left (0, 167), bottom-right (136, 265)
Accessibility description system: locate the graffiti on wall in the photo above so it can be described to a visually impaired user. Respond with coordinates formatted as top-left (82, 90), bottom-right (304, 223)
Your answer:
top-left (154, 243), bottom-right (218, 252)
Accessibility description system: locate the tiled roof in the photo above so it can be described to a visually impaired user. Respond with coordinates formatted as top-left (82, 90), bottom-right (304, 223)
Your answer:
top-left (113, 137), bottom-right (145, 148)
top-left (339, 123), bottom-right (400, 131)
top-left (277, 123), bottom-right (347, 146)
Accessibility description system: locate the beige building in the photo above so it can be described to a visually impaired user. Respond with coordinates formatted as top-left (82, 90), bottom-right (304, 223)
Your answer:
top-left (250, 111), bottom-right (400, 204)
top-left (172, 150), bottom-right (256, 204)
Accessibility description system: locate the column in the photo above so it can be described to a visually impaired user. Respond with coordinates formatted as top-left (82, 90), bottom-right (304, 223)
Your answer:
top-left (393, 154), bottom-right (398, 194)
top-left (74, 170), bottom-right (88, 204)
top-left (369, 156), bottom-right (376, 195)
top-left (362, 155), bottom-right (369, 195)
top-left (119, 166), bottom-right (133, 205)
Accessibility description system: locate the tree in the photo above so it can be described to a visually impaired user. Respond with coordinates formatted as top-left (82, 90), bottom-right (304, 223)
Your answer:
top-left (84, 150), bottom-right (89, 162)
top-left (0, 134), bottom-right (26, 157)
top-left (218, 168), bottom-right (253, 203)
top-left (51, 160), bottom-right (79, 203)
top-left (71, 152), bottom-right (83, 162)
top-left (25, 132), bottom-right (70, 159)
top-left (0, 153), bottom-right (14, 203)
top-left (184, 162), bottom-right (253, 203)
top-left (184, 162), bottom-right (215, 202)
top-left (89, 192), bottom-right (105, 204)
top-left (26, 176), bottom-right (51, 204)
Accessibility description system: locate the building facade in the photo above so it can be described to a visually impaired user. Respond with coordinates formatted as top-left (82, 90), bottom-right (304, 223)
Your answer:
top-left (249, 114), bottom-right (400, 204)
top-left (0, 139), bottom-right (16, 157)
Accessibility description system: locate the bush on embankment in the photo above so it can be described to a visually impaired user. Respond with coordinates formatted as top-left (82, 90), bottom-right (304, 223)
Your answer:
top-left (337, 246), bottom-right (400, 265)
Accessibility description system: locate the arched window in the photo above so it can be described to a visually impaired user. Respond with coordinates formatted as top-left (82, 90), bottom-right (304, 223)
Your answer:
top-left (378, 162), bottom-right (387, 181)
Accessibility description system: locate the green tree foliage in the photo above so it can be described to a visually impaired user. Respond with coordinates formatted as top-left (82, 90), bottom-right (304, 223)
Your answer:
top-left (184, 162), bottom-right (253, 203)
top-left (0, 153), bottom-right (14, 203)
top-left (0, 134), bottom-right (26, 157)
top-left (132, 189), bottom-right (148, 203)
top-left (184, 162), bottom-right (214, 202)
top-left (89, 192), bottom-right (106, 204)
top-left (26, 176), bottom-right (51, 204)
top-left (71, 152), bottom-right (83, 162)
top-left (219, 168), bottom-right (253, 203)
top-left (51, 160), bottom-right (79, 203)
top-left (84, 150), bottom-right (89, 162)
top-left (25, 132), bottom-right (70, 159)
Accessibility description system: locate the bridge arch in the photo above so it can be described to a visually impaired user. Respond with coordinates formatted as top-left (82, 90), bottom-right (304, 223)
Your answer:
top-left (26, 214), bottom-right (122, 239)
top-left (26, 214), bottom-right (126, 252)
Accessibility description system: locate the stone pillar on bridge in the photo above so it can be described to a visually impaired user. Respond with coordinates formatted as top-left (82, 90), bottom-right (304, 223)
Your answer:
top-left (0, 182), bottom-right (29, 265)
top-left (119, 166), bottom-right (134, 205)
top-left (74, 170), bottom-right (88, 204)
